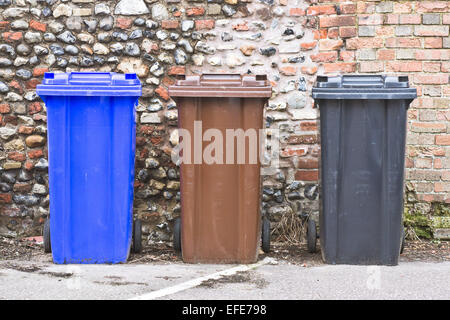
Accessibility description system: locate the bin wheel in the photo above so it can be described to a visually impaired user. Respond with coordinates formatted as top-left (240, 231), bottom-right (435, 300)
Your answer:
top-left (307, 219), bottom-right (317, 253)
top-left (132, 219), bottom-right (142, 254)
top-left (400, 228), bottom-right (406, 254)
top-left (173, 218), bottom-right (181, 253)
top-left (43, 219), bottom-right (51, 253)
top-left (261, 218), bottom-right (271, 253)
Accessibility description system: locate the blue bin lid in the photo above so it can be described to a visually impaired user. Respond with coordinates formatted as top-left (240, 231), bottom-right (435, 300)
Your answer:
top-left (36, 72), bottom-right (142, 97)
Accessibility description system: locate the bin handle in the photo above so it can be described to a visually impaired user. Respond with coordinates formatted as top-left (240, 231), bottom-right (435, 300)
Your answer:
top-left (68, 72), bottom-right (112, 85)
top-left (199, 73), bottom-right (243, 86)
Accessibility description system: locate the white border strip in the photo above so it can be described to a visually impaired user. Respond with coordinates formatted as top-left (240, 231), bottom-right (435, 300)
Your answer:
top-left (130, 257), bottom-right (276, 300)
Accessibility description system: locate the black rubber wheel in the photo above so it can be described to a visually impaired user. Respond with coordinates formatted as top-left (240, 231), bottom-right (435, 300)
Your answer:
top-left (307, 218), bottom-right (317, 253)
top-left (173, 218), bottom-right (181, 253)
top-left (400, 228), bottom-right (406, 254)
top-left (261, 218), bottom-right (271, 253)
top-left (43, 219), bottom-right (51, 253)
top-left (132, 219), bottom-right (142, 253)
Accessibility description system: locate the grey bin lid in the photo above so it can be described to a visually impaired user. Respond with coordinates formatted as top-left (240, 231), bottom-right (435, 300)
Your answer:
top-left (312, 75), bottom-right (417, 100)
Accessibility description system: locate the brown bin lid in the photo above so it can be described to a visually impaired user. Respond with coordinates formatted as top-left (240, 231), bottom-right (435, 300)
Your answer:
top-left (168, 74), bottom-right (272, 98)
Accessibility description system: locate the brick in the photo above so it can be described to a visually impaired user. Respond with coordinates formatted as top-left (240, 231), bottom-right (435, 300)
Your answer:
top-left (0, 103), bottom-right (10, 113)
top-left (425, 38), bottom-right (443, 49)
top-left (434, 159), bottom-right (443, 169)
top-left (296, 158), bottom-right (319, 169)
top-left (299, 121), bottom-right (318, 131)
top-left (385, 37), bottom-right (421, 48)
top-left (186, 7), bottom-right (205, 16)
top-left (434, 98), bottom-right (450, 108)
top-left (319, 16), bottom-right (355, 28)
top-left (319, 39), bottom-right (343, 51)
top-left (399, 14), bottom-right (421, 25)
top-left (29, 20), bottom-right (46, 32)
top-left (435, 182), bottom-right (450, 193)
top-left (377, 49), bottom-right (396, 60)
top-left (207, 4), bottom-right (221, 15)
top-left (359, 61), bottom-right (384, 73)
top-left (346, 38), bottom-right (383, 50)
top-left (28, 102), bottom-right (42, 115)
top-left (411, 122), bottom-right (447, 133)
top-left (0, 194), bottom-right (12, 204)
top-left (394, 2), bottom-right (413, 13)
top-left (406, 169), bottom-right (441, 181)
top-left (423, 62), bottom-right (442, 73)
top-left (13, 183), bottom-right (32, 193)
top-left (339, 51), bottom-right (355, 62)
top-left (168, 66), bottom-right (185, 75)
top-left (323, 62), bottom-right (357, 73)
top-left (73, 8), bottom-right (91, 16)
top-left (444, 14), bottom-right (450, 24)
top-left (339, 26), bottom-right (357, 38)
top-left (280, 147), bottom-right (307, 157)
top-left (0, 21), bottom-right (9, 29)
top-left (232, 22), bottom-right (249, 31)
top-left (444, 38), bottom-right (450, 48)
top-left (415, 157), bottom-right (433, 168)
top-left (358, 26), bottom-right (375, 37)
top-left (301, 66), bottom-right (318, 75)
top-left (155, 86), bottom-right (169, 101)
top-left (376, 1), bottom-right (393, 13)
top-left (289, 8), bottom-right (305, 16)
top-left (310, 51), bottom-right (338, 63)
top-left (287, 134), bottom-right (318, 144)
top-left (7, 152), bottom-right (26, 162)
top-left (18, 126), bottom-right (34, 134)
top-left (195, 20), bottom-right (214, 30)
top-left (161, 20), bottom-right (179, 29)
top-left (300, 41), bottom-right (317, 50)
top-left (33, 68), bottom-right (48, 77)
top-left (339, 3), bottom-right (356, 15)
top-left (385, 14), bottom-right (399, 24)
top-left (28, 149), bottom-right (44, 159)
top-left (376, 26), bottom-right (394, 37)
top-left (358, 14), bottom-right (384, 25)
top-left (386, 61), bottom-right (422, 72)
top-left (279, 66), bottom-right (297, 76)
top-left (442, 171), bottom-right (450, 181)
top-left (395, 25), bottom-right (413, 36)
top-left (357, 48), bottom-right (376, 61)
top-left (436, 135), bottom-right (450, 145)
top-left (415, 26), bottom-right (449, 37)
top-left (2, 32), bottom-right (22, 42)
top-left (25, 79), bottom-right (40, 90)
top-left (357, 2), bottom-right (375, 14)
top-left (416, 1), bottom-right (450, 13)
top-left (442, 62), bottom-right (450, 72)
top-left (307, 5), bottom-right (336, 16)
top-left (415, 49), bottom-right (450, 61)
top-left (396, 49), bottom-right (416, 60)
top-left (328, 27), bottom-right (339, 39)
top-left (115, 17), bottom-right (133, 29)
top-left (295, 170), bottom-right (319, 181)
top-left (423, 13), bottom-right (441, 24)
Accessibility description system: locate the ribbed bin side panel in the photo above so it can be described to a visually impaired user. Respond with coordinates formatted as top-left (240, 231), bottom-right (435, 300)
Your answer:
top-left (177, 97), bottom-right (264, 264)
top-left (46, 95), bottom-right (136, 264)
top-left (319, 99), bottom-right (408, 265)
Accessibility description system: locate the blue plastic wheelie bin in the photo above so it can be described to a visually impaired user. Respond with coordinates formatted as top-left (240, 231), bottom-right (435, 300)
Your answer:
top-left (37, 72), bottom-right (142, 264)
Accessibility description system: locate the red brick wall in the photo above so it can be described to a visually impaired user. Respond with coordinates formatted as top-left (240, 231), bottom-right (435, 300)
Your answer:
top-left (303, 0), bottom-right (449, 236)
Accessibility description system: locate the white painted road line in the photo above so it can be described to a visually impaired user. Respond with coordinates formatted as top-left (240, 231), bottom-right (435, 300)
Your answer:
top-left (129, 257), bottom-right (277, 300)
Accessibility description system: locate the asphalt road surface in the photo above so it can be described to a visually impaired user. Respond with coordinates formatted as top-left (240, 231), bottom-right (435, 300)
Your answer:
top-left (0, 257), bottom-right (448, 300)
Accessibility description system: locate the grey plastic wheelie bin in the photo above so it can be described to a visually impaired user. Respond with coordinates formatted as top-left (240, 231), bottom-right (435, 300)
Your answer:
top-left (312, 75), bottom-right (417, 265)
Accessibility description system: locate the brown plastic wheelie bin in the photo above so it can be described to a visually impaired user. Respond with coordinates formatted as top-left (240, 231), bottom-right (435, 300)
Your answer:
top-left (169, 74), bottom-right (272, 263)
